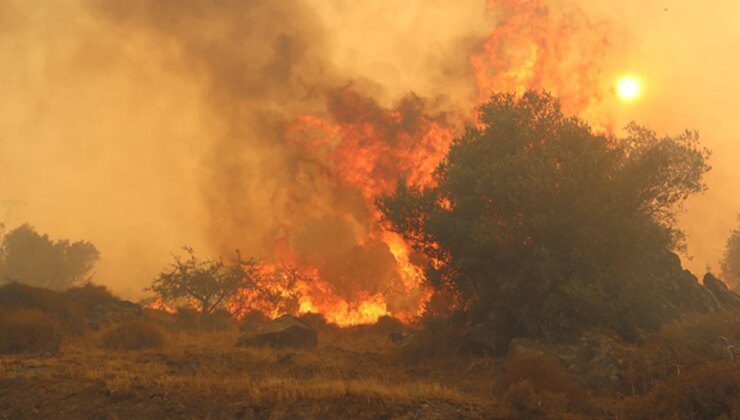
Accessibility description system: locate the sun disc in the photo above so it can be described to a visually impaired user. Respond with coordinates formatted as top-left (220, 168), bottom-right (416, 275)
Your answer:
top-left (616, 76), bottom-right (642, 102)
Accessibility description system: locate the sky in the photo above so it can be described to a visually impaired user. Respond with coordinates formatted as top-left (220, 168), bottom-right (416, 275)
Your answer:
top-left (0, 0), bottom-right (738, 298)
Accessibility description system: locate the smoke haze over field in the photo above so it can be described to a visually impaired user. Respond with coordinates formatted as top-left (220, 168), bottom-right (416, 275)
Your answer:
top-left (0, 0), bottom-right (738, 303)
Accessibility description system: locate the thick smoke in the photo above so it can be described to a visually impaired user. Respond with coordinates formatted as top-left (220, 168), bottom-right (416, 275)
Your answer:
top-left (1, 0), bottom-right (737, 307)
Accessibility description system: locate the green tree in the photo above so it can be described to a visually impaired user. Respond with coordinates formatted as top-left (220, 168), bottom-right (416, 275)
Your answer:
top-left (0, 224), bottom-right (99, 290)
top-left (379, 91), bottom-right (710, 341)
top-left (149, 247), bottom-right (258, 317)
top-left (721, 217), bottom-right (740, 290)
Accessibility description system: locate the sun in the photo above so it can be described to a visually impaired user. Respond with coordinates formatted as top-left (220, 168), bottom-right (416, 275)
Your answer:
top-left (616, 76), bottom-right (642, 102)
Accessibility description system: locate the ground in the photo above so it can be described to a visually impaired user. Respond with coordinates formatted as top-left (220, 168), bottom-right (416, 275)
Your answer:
top-left (0, 328), bottom-right (496, 419)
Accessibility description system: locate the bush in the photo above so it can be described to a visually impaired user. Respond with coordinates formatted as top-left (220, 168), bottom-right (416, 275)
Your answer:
top-left (174, 306), bottom-right (201, 329)
top-left (0, 282), bottom-right (85, 334)
top-left (624, 362), bottom-right (740, 419)
top-left (395, 318), bottom-right (462, 362)
top-left (101, 320), bottom-right (165, 350)
top-left (499, 351), bottom-right (593, 417)
top-left (623, 313), bottom-right (740, 394)
top-left (0, 308), bottom-right (63, 354)
top-left (202, 308), bottom-right (236, 331)
top-left (63, 282), bottom-right (120, 308)
top-left (369, 315), bottom-right (406, 335)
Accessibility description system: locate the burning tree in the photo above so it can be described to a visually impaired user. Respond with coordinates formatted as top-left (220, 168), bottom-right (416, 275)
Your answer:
top-left (380, 91), bottom-right (710, 342)
top-left (149, 247), bottom-right (259, 317)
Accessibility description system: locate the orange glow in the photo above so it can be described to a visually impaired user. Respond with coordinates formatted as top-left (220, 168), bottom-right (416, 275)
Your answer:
top-left (616, 75), bottom-right (642, 102)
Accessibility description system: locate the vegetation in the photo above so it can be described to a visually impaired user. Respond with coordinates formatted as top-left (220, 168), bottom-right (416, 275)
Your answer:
top-left (0, 308), bottom-right (62, 354)
top-left (0, 281), bottom-right (86, 335)
top-left (101, 320), bottom-right (166, 350)
top-left (149, 247), bottom-right (259, 317)
top-left (380, 91), bottom-right (710, 342)
top-left (722, 216), bottom-right (740, 290)
top-left (0, 224), bottom-right (99, 290)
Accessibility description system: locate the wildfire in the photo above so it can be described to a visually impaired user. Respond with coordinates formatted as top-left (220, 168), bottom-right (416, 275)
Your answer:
top-left (216, 0), bottom-right (616, 327)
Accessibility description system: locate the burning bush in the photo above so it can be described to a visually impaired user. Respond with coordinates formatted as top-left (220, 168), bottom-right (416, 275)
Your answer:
top-left (101, 320), bottom-right (165, 351)
top-left (0, 308), bottom-right (63, 355)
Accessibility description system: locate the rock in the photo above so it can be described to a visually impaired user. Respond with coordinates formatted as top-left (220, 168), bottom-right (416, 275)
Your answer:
top-left (703, 273), bottom-right (740, 310)
top-left (236, 315), bottom-right (317, 348)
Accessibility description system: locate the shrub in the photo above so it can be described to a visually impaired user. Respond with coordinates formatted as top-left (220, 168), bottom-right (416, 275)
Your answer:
top-left (395, 318), bottom-right (462, 362)
top-left (101, 320), bottom-right (165, 350)
top-left (624, 362), bottom-right (740, 419)
top-left (0, 282), bottom-right (85, 334)
top-left (202, 308), bottom-right (236, 331)
top-left (0, 308), bottom-right (63, 354)
top-left (63, 282), bottom-right (119, 308)
top-left (174, 306), bottom-right (201, 329)
top-left (500, 351), bottom-right (592, 416)
top-left (623, 313), bottom-right (740, 394)
top-left (369, 315), bottom-right (406, 335)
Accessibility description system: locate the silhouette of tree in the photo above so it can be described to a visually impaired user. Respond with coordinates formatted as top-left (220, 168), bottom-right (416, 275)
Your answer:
top-left (0, 224), bottom-right (99, 290)
top-left (149, 247), bottom-right (259, 317)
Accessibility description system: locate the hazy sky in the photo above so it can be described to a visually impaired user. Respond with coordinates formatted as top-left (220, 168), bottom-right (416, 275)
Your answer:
top-left (0, 0), bottom-right (738, 297)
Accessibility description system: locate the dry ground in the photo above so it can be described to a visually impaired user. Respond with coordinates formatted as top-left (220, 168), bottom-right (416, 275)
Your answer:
top-left (0, 327), bottom-right (497, 419)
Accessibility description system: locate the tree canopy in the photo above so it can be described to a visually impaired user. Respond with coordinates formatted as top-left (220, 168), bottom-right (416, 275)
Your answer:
top-left (0, 224), bottom-right (99, 290)
top-left (379, 91), bottom-right (710, 341)
top-left (149, 247), bottom-right (259, 316)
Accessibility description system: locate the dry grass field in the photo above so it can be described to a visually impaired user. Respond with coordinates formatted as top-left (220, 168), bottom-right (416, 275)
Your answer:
top-left (0, 322), bottom-right (497, 419)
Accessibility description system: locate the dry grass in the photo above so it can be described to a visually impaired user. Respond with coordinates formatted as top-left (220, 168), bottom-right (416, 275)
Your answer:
top-left (0, 323), bottom-right (491, 418)
top-left (101, 320), bottom-right (166, 351)
top-left (0, 308), bottom-right (62, 354)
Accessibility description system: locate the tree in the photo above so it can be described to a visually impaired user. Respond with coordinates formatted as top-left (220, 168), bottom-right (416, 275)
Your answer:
top-left (149, 247), bottom-right (258, 317)
top-left (721, 217), bottom-right (740, 290)
top-left (379, 91), bottom-right (710, 341)
top-left (0, 224), bottom-right (99, 290)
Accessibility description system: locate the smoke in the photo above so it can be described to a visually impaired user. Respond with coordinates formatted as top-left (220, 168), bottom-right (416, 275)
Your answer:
top-left (1, 0), bottom-right (737, 309)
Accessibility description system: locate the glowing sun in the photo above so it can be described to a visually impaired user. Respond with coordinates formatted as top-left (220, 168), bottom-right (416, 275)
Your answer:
top-left (616, 76), bottom-right (642, 102)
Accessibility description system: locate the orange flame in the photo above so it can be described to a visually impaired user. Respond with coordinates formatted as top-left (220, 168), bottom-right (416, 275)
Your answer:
top-left (228, 1), bottom-right (615, 327)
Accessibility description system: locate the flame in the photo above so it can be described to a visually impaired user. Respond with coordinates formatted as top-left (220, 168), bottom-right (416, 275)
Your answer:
top-left (148, 298), bottom-right (176, 314)
top-left (225, 0), bottom-right (615, 327)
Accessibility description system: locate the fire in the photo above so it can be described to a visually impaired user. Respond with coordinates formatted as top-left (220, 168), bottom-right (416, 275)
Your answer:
top-left (471, 0), bottom-right (611, 116)
top-left (222, 1), bottom-right (615, 327)
top-left (148, 298), bottom-right (176, 314)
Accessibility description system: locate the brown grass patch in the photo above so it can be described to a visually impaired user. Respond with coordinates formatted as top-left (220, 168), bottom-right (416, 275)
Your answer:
top-left (0, 308), bottom-right (63, 354)
top-left (101, 320), bottom-right (165, 351)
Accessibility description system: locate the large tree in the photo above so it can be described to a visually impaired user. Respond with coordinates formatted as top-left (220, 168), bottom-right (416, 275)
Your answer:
top-left (0, 224), bottom-right (99, 290)
top-left (380, 91), bottom-right (710, 341)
